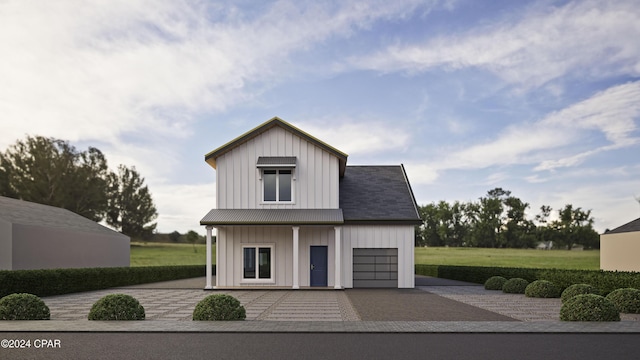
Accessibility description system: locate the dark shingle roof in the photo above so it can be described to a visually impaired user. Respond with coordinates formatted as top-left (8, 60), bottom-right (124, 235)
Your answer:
top-left (339, 165), bottom-right (421, 225)
top-left (200, 209), bottom-right (343, 226)
top-left (605, 217), bottom-right (640, 234)
top-left (0, 196), bottom-right (127, 238)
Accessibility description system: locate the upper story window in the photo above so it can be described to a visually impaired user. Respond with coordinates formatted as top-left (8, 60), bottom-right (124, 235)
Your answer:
top-left (257, 156), bottom-right (296, 203)
top-left (263, 169), bottom-right (292, 202)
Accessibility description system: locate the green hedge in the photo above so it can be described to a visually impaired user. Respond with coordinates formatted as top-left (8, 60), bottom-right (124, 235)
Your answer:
top-left (0, 265), bottom-right (212, 298)
top-left (415, 264), bottom-right (640, 294)
top-left (416, 264), bottom-right (538, 284)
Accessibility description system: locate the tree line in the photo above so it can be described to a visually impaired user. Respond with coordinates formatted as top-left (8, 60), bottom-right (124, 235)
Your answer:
top-left (416, 188), bottom-right (600, 250)
top-left (0, 135), bottom-right (158, 239)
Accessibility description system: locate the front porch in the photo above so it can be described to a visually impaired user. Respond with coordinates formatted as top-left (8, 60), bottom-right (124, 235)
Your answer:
top-left (201, 209), bottom-right (345, 290)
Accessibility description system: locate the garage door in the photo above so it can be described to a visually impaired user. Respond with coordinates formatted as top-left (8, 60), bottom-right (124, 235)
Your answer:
top-left (353, 248), bottom-right (398, 288)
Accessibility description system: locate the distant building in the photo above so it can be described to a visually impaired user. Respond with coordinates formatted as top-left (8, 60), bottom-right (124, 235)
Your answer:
top-left (600, 217), bottom-right (640, 272)
top-left (0, 196), bottom-right (129, 270)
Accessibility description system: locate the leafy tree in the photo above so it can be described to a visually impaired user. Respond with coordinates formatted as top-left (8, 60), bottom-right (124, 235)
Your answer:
top-left (169, 231), bottom-right (181, 243)
top-left (107, 165), bottom-right (158, 239)
top-left (186, 230), bottom-right (200, 253)
top-left (503, 196), bottom-right (536, 248)
top-left (448, 201), bottom-right (470, 247)
top-left (0, 136), bottom-right (109, 221)
top-left (416, 189), bottom-right (600, 250)
top-left (471, 188), bottom-right (510, 248)
top-left (535, 205), bottom-right (555, 249)
top-left (417, 203), bottom-right (442, 246)
top-left (551, 205), bottom-right (599, 250)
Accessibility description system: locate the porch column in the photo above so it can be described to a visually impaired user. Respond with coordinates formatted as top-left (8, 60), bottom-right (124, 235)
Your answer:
top-left (334, 226), bottom-right (342, 289)
top-left (292, 226), bottom-right (300, 289)
top-left (205, 226), bottom-right (213, 289)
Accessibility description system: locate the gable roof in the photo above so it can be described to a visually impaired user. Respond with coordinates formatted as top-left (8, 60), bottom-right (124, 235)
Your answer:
top-left (339, 165), bottom-right (422, 225)
top-left (605, 217), bottom-right (640, 235)
top-left (0, 196), bottom-right (128, 238)
top-left (204, 117), bottom-right (348, 176)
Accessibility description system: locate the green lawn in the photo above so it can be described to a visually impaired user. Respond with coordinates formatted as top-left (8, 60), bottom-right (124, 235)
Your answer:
top-left (130, 242), bottom-right (212, 266)
top-left (415, 247), bottom-right (599, 270)
top-left (130, 242), bottom-right (599, 270)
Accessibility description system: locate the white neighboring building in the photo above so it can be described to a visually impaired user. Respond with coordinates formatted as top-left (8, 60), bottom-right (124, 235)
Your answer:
top-left (0, 196), bottom-right (130, 270)
top-left (200, 117), bottom-right (422, 289)
top-left (601, 217), bottom-right (640, 272)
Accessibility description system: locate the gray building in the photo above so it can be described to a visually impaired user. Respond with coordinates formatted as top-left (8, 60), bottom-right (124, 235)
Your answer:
top-left (0, 196), bottom-right (129, 270)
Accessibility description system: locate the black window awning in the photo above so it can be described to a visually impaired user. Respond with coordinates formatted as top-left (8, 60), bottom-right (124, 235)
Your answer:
top-left (256, 156), bottom-right (296, 168)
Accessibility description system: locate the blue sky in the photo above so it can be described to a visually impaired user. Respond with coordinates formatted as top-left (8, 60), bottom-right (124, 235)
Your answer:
top-left (1, 0), bottom-right (639, 234)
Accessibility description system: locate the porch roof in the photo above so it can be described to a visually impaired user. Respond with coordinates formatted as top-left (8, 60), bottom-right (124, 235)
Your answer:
top-left (200, 209), bottom-right (344, 226)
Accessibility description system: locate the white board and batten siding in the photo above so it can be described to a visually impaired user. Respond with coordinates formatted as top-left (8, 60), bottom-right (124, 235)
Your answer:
top-left (341, 225), bottom-right (415, 288)
top-left (215, 126), bottom-right (340, 210)
top-left (218, 225), bottom-right (414, 288)
top-left (216, 226), bottom-right (339, 288)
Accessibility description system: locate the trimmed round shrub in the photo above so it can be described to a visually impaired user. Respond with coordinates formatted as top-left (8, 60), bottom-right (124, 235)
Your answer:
top-left (0, 293), bottom-right (50, 320)
top-left (525, 280), bottom-right (561, 298)
top-left (605, 288), bottom-right (640, 314)
top-left (561, 284), bottom-right (599, 303)
top-left (560, 294), bottom-right (620, 322)
top-left (502, 278), bottom-right (529, 294)
top-left (193, 294), bottom-right (246, 321)
top-left (88, 294), bottom-right (145, 320)
top-left (484, 276), bottom-right (507, 290)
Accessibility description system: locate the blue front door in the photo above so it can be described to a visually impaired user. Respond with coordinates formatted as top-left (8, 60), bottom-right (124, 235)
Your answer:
top-left (310, 246), bottom-right (328, 287)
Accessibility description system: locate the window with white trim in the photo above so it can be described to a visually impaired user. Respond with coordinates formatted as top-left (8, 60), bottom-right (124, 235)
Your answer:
top-left (242, 245), bottom-right (274, 281)
top-left (262, 169), bottom-right (292, 202)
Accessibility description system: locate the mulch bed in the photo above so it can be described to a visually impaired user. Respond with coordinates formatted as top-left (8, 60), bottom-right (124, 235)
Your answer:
top-left (345, 289), bottom-right (517, 321)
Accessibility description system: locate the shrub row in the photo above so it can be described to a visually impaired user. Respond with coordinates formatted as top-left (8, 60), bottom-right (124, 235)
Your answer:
top-left (1, 292), bottom-right (245, 321)
top-left (415, 264), bottom-right (640, 294)
top-left (0, 265), bottom-right (212, 298)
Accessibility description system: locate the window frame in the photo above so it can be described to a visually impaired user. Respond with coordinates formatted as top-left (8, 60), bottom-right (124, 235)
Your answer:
top-left (261, 168), bottom-right (294, 204)
top-left (241, 244), bottom-right (275, 284)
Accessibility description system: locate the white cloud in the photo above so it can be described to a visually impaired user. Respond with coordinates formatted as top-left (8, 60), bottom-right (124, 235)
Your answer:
top-left (403, 163), bottom-right (439, 185)
top-left (430, 81), bottom-right (640, 172)
top-left (0, 0), bottom-right (426, 161)
top-left (296, 119), bottom-right (411, 156)
top-left (352, 0), bottom-right (640, 90)
top-left (534, 81), bottom-right (640, 170)
top-left (152, 182), bottom-right (216, 235)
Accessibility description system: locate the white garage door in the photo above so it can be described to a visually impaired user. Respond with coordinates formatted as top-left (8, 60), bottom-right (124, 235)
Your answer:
top-left (352, 248), bottom-right (398, 288)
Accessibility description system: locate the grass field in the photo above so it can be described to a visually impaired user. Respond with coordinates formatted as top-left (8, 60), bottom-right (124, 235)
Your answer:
top-left (130, 242), bottom-right (212, 267)
top-left (415, 247), bottom-right (599, 270)
top-left (130, 243), bottom-right (600, 270)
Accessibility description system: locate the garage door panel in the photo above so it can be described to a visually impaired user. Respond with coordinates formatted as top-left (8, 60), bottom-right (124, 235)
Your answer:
top-left (355, 272), bottom-right (376, 280)
top-left (375, 256), bottom-right (397, 264)
top-left (353, 248), bottom-right (398, 288)
top-left (353, 280), bottom-right (398, 288)
top-left (374, 264), bottom-right (397, 272)
top-left (353, 264), bottom-right (375, 272)
top-left (353, 256), bottom-right (375, 264)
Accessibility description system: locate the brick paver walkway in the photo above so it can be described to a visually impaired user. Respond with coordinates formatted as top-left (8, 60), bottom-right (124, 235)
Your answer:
top-left (43, 289), bottom-right (359, 321)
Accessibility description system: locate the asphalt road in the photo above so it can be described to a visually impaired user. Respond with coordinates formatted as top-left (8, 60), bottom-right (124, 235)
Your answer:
top-left (2, 332), bottom-right (639, 360)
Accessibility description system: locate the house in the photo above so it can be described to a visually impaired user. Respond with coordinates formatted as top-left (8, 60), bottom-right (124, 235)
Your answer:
top-left (600, 217), bottom-right (640, 272)
top-left (200, 117), bottom-right (422, 289)
top-left (0, 196), bottom-right (130, 270)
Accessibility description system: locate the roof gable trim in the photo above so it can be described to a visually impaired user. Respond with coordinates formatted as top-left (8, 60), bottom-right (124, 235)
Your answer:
top-left (204, 117), bottom-right (348, 174)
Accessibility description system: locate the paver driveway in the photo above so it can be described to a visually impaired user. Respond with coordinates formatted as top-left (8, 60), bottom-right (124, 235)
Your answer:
top-left (43, 289), bottom-right (359, 321)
